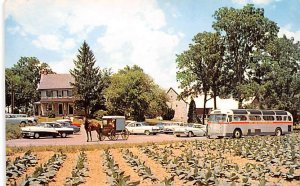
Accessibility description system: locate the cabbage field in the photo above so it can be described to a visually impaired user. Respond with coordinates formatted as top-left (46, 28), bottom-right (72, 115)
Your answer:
top-left (6, 134), bottom-right (300, 186)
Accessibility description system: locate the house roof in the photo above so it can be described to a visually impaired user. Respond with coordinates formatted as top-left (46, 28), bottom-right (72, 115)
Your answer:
top-left (166, 87), bottom-right (188, 104)
top-left (38, 74), bottom-right (74, 90)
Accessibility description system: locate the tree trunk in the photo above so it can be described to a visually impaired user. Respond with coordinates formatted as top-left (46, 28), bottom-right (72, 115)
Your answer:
top-left (202, 92), bottom-right (207, 124)
top-left (213, 93), bottom-right (217, 110)
top-left (238, 98), bottom-right (243, 109)
top-left (11, 90), bottom-right (15, 114)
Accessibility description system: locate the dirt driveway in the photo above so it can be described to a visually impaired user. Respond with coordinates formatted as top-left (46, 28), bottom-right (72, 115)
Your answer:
top-left (7, 125), bottom-right (207, 147)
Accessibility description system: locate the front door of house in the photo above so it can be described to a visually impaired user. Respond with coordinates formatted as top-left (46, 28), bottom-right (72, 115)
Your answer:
top-left (68, 104), bottom-right (74, 115)
top-left (58, 103), bottom-right (63, 115)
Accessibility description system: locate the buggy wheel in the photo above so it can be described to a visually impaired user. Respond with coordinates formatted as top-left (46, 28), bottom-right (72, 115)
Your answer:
top-left (98, 132), bottom-right (106, 141)
top-left (108, 129), bottom-right (117, 140)
top-left (121, 129), bottom-right (130, 140)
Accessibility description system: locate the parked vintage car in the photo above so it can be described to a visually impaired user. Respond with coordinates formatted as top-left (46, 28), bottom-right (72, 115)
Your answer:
top-left (56, 120), bottom-right (80, 133)
top-left (155, 122), bottom-right (165, 133)
top-left (5, 114), bottom-right (29, 126)
top-left (163, 122), bottom-right (186, 134)
top-left (21, 122), bottom-right (74, 139)
top-left (5, 114), bottom-right (38, 126)
top-left (174, 123), bottom-right (207, 137)
top-left (126, 122), bottom-right (160, 135)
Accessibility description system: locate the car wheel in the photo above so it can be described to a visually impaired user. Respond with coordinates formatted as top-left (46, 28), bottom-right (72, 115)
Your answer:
top-left (188, 131), bottom-right (193, 137)
top-left (20, 121), bottom-right (26, 127)
top-left (153, 133), bottom-right (157, 135)
top-left (34, 133), bottom-right (40, 139)
top-left (175, 134), bottom-right (180, 137)
top-left (145, 130), bottom-right (150, 135)
top-left (61, 132), bottom-right (67, 138)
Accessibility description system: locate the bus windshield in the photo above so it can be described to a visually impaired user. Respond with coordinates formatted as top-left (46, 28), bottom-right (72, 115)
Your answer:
top-left (208, 114), bottom-right (227, 122)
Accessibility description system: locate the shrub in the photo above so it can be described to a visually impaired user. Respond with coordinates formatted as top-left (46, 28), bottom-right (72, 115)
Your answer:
top-left (6, 124), bottom-right (22, 140)
top-left (162, 107), bottom-right (175, 120)
top-left (47, 111), bottom-right (56, 118)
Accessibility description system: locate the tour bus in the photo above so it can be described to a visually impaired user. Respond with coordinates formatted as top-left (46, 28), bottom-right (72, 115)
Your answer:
top-left (207, 109), bottom-right (293, 138)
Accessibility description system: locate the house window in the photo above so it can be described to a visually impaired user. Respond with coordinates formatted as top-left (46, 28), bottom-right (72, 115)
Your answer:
top-left (46, 90), bottom-right (53, 97)
top-left (57, 90), bottom-right (63, 97)
top-left (67, 90), bottom-right (73, 97)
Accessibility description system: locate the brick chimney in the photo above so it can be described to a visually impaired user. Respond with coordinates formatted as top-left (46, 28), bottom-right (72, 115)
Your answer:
top-left (40, 68), bottom-right (48, 75)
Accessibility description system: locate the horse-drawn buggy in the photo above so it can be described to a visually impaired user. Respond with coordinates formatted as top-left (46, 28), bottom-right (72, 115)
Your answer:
top-left (98, 116), bottom-right (129, 141)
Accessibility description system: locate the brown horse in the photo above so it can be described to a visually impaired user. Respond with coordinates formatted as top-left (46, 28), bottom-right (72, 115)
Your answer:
top-left (83, 118), bottom-right (102, 142)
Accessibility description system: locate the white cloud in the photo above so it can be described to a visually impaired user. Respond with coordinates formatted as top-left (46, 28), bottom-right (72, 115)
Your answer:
top-left (32, 35), bottom-right (61, 50)
top-left (232, 0), bottom-right (274, 4)
top-left (48, 54), bottom-right (76, 74)
top-left (278, 25), bottom-right (300, 42)
top-left (5, 0), bottom-right (182, 89)
top-left (32, 35), bottom-right (76, 51)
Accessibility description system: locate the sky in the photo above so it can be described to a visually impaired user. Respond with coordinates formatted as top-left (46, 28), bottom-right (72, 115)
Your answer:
top-left (4, 0), bottom-right (300, 91)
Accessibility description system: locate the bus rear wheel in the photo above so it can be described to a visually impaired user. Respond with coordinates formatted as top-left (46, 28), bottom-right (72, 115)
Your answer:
top-left (233, 129), bottom-right (242, 138)
top-left (275, 128), bottom-right (282, 136)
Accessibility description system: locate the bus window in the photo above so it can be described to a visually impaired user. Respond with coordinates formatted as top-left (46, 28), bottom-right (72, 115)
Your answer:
top-left (233, 115), bottom-right (247, 121)
top-left (228, 115), bottom-right (232, 122)
top-left (209, 114), bottom-right (226, 122)
top-left (263, 116), bottom-right (274, 121)
top-left (240, 115), bottom-right (247, 121)
top-left (288, 116), bottom-right (292, 121)
top-left (276, 116), bottom-right (282, 121)
top-left (249, 115), bottom-right (256, 121)
top-left (283, 116), bottom-right (287, 121)
top-left (208, 115), bottom-right (216, 122)
top-left (249, 115), bottom-right (262, 121)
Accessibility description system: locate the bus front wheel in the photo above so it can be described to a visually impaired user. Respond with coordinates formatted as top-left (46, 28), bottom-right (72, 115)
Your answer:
top-left (275, 128), bottom-right (282, 136)
top-left (233, 129), bottom-right (242, 138)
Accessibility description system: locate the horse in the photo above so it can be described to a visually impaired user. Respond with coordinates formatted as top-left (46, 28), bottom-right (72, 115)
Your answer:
top-left (83, 118), bottom-right (102, 142)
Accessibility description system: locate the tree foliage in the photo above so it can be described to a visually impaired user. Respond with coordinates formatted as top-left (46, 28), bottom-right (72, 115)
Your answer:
top-left (187, 98), bottom-right (200, 123)
top-left (213, 4), bottom-right (279, 107)
top-left (176, 32), bottom-right (225, 123)
top-left (5, 57), bottom-right (54, 113)
top-left (70, 41), bottom-right (111, 119)
top-left (162, 107), bottom-right (175, 121)
top-left (105, 65), bottom-right (168, 121)
top-left (176, 4), bottom-right (300, 120)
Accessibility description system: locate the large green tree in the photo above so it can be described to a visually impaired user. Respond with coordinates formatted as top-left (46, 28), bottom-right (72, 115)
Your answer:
top-left (241, 35), bottom-right (300, 121)
top-left (70, 41), bottom-right (106, 121)
top-left (176, 32), bottom-right (225, 123)
top-left (5, 57), bottom-right (54, 113)
top-left (105, 65), bottom-right (168, 121)
top-left (213, 4), bottom-right (279, 107)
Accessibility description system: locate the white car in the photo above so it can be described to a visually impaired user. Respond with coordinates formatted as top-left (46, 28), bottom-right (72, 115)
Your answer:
top-left (21, 122), bottom-right (74, 139)
top-left (126, 122), bottom-right (160, 135)
top-left (163, 122), bottom-right (186, 133)
top-left (174, 123), bottom-right (206, 137)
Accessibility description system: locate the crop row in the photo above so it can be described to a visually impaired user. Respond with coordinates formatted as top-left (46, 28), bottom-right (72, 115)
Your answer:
top-left (6, 150), bottom-right (38, 185)
top-left (20, 152), bottom-right (66, 185)
top-left (65, 151), bottom-right (89, 186)
top-left (139, 135), bottom-right (300, 185)
top-left (102, 149), bottom-right (140, 186)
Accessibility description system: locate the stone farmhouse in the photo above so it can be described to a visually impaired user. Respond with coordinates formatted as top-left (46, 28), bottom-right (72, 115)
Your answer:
top-left (167, 87), bottom-right (240, 122)
top-left (35, 70), bottom-right (79, 116)
top-left (166, 87), bottom-right (188, 122)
